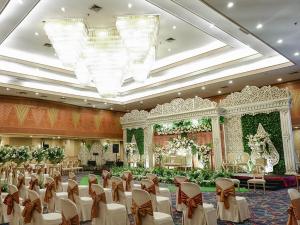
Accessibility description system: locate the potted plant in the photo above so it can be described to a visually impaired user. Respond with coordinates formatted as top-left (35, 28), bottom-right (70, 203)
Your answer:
top-left (46, 147), bottom-right (65, 164)
top-left (31, 147), bottom-right (47, 163)
top-left (0, 146), bottom-right (9, 164)
top-left (9, 146), bottom-right (30, 166)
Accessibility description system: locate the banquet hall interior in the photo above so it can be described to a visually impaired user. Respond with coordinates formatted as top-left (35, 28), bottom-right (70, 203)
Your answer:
top-left (1, 0), bottom-right (300, 225)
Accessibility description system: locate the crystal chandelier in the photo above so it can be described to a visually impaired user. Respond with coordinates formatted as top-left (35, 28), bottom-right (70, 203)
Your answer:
top-left (44, 15), bottom-right (159, 97)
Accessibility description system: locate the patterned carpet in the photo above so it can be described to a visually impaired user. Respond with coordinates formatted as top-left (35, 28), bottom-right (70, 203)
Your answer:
top-left (73, 172), bottom-right (291, 225)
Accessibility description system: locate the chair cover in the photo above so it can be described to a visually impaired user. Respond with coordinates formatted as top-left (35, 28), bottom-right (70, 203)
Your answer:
top-left (44, 177), bottom-right (56, 212)
top-left (69, 172), bottom-right (77, 181)
top-left (25, 189), bottom-right (62, 225)
top-left (0, 187), bottom-right (9, 224)
top-left (88, 174), bottom-right (98, 196)
top-left (53, 171), bottom-right (63, 192)
top-left (181, 182), bottom-right (217, 225)
top-left (111, 176), bottom-right (132, 214)
top-left (122, 171), bottom-right (134, 192)
top-left (141, 179), bottom-right (172, 215)
top-left (60, 198), bottom-right (80, 225)
top-left (132, 189), bottom-right (174, 225)
top-left (102, 170), bottom-right (111, 188)
top-left (68, 179), bottom-right (93, 221)
top-left (91, 184), bottom-right (127, 225)
top-left (17, 173), bottom-right (27, 200)
top-left (4, 184), bottom-right (23, 225)
top-left (174, 176), bottom-right (188, 211)
top-left (54, 171), bottom-right (67, 213)
top-left (287, 189), bottom-right (300, 225)
top-left (146, 174), bottom-right (171, 202)
top-left (29, 174), bottom-right (40, 194)
top-left (216, 178), bottom-right (250, 222)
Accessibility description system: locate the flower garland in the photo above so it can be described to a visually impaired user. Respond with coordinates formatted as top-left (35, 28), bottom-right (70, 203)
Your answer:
top-left (198, 144), bottom-right (212, 168)
top-left (153, 145), bottom-right (168, 164)
top-left (247, 132), bottom-right (271, 154)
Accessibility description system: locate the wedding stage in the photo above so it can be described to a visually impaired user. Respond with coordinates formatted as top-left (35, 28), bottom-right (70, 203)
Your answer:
top-left (233, 173), bottom-right (297, 190)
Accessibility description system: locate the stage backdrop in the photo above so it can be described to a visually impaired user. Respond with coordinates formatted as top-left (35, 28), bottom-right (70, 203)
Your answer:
top-left (0, 95), bottom-right (124, 138)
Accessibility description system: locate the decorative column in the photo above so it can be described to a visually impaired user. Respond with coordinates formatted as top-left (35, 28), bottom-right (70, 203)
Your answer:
top-left (280, 109), bottom-right (297, 174)
top-left (144, 125), bottom-right (154, 168)
top-left (211, 116), bottom-right (223, 171)
top-left (123, 128), bottom-right (128, 166)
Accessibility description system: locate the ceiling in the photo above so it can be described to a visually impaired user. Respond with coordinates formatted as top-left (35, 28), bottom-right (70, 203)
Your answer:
top-left (0, 0), bottom-right (299, 112)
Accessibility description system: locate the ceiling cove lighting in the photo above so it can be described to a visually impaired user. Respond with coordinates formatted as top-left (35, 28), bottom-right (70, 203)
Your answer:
top-left (44, 15), bottom-right (159, 97)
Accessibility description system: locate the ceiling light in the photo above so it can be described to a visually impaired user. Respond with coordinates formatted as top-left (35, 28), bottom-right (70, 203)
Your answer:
top-left (6, 87), bottom-right (10, 91)
top-left (172, 25), bottom-right (176, 30)
top-left (58, 136), bottom-right (61, 139)
top-left (277, 39), bottom-right (283, 44)
top-left (84, 99), bottom-right (87, 102)
top-left (228, 80), bottom-right (233, 84)
top-left (295, 126), bottom-right (299, 129)
top-left (34, 32), bottom-right (39, 36)
top-left (209, 23), bottom-right (215, 28)
top-left (92, 105), bottom-right (96, 108)
top-left (128, 3), bottom-right (132, 8)
top-left (104, 102), bottom-right (107, 105)
top-left (110, 107), bottom-right (114, 110)
top-left (201, 86), bottom-right (206, 90)
top-left (18, 0), bottom-right (23, 4)
top-left (195, 95), bottom-right (198, 98)
top-left (227, 2), bottom-right (234, 8)
top-left (168, 48), bottom-right (171, 52)
top-left (177, 92), bottom-right (181, 96)
top-left (246, 85), bottom-right (249, 88)
top-left (140, 101), bottom-right (143, 104)
top-left (218, 90), bottom-right (222, 94)
top-left (61, 7), bottom-right (65, 12)
top-left (30, 136), bottom-right (33, 138)
top-left (294, 52), bottom-right (299, 56)
top-left (256, 23), bottom-right (263, 29)
top-left (277, 78), bottom-right (282, 82)
top-left (35, 92), bottom-right (39, 95)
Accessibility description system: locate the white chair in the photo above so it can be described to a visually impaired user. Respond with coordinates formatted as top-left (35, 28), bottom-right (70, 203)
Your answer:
top-left (174, 176), bottom-right (188, 211)
top-left (122, 171), bottom-right (134, 192)
top-left (132, 189), bottom-right (174, 225)
top-left (141, 179), bottom-right (172, 215)
top-left (53, 171), bottom-right (63, 192)
top-left (0, 188), bottom-right (9, 224)
top-left (216, 178), bottom-right (250, 223)
top-left (44, 176), bottom-right (56, 212)
top-left (181, 182), bottom-right (217, 225)
top-left (67, 179), bottom-right (93, 221)
top-left (4, 184), bottom-right (23, 225)
top-left (247, 172), bottom-right (266, 194)
top-left (146, 174), bottom-right (171, 202)
top-left (88, 174), bottom-right (98, 196)
top-left (54, 172), bottom-right (68, 213)
top-left (23, 189), bottom-right (61, 225)
top-left (60, 198), bottom-right (80, 225)
top-left (111, 176), bottom-right (132, 214)
top-left (287, 189), bottom-right (300, 225)
top-left (91, 184), bottom-right (127, 225)
top-left (29, 174), bottom-right (40, 194)
top-left (17, 173), bottom-right (27, 200)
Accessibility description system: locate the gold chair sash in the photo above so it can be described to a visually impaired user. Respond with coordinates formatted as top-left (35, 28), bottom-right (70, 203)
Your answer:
top-left (22, 198), bottom-right (42, 223)
top-left (216, 184), bottom-right (235, 209)
top-left (112, 182), bottom-right (124, 202)
top-left (67, 185), bottom-right (79, 203)
top-left (141, 184), bottom-right (156, 195)
top-left (174, 178), bottom-right (188, 204)
top-left (131, 200), bottom-right (153, 225)
top-left (3, 192), bottom-right (20, 215)
top-left (54, 174), bottom-right (62, 191)
top-left (17, 176), bottom-right (25, 190)
top-left (122, 172), bottom-right (133, 191)
top-left (61, 213), bottom-right (80, 225)
top-left (29, 179), bottom-right (39, 191)
top-left (102, 171), bottom-right (110, 188)
top-left (151, 177), bottom-right (159, 186)
top-left (287, 198), bottom-right (300, 225)
top-left (44, 181), bottom-right (55, 203)
top-left (181, 191), bottom-right (203, 219)
top-left (88, 179), bottom-right (98, 196)
top-left (91, 192), bottom-right (107, 219)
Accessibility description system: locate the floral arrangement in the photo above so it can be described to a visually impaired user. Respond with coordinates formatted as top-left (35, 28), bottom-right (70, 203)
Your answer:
top-left (198, 144), bottom-right (212, 168)
top-left (0, 146), bottom-right (9, 163)
top-left (102, 143), bottom-right (111, 152)
top-left (153, 145), bottom-right (168, 165)
top-left (167, 136), bottom-right (198, 156)
top-left (247, 132), bottom-right (271, 155)
top-left (46, 147), bottom-right (65, 164)
top-left (8, 146), bottom-right (30, 165)
top-left (154, 119), bottom-right (212, 135)
top-left (125, 143), bottom-right (138, 162)
top-left (31, 147), bottom-right (47, 163)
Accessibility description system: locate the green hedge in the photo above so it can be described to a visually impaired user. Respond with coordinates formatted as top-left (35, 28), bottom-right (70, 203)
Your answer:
top-left (241, 111), bottom-right (285, 174)
top-left (126, 128), bottom-right (144, 155)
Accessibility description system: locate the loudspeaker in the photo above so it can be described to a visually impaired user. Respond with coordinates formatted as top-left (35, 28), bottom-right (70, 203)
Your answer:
top-left (112, 144), bottom-right (119, 153)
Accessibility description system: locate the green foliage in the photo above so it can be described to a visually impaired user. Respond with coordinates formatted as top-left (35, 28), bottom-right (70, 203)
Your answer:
top-left (110, 166), bottom-right (232, 187)
top-left (31, 147), bottom-right (47, 163)
top-left (219, 116), bottom-right (225, 124)
top-left (0, 146), bottom-right (9, 163)
top-left (241, 112), bottom-right (285, 174)
top-left (126, 128), bottom-right (144, 155)
top-left (46, 147), bottom-right (65, 164)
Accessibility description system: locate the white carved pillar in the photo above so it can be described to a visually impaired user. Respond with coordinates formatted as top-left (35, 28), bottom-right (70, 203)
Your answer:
top-left (123, 128), bottom-right (128, 166)
top-left (212, 116), bottom-right (223, 170)
top-left (144, 125), bottom-right (154, 168)
top-left (280, 109), bottom-right (297, 174)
